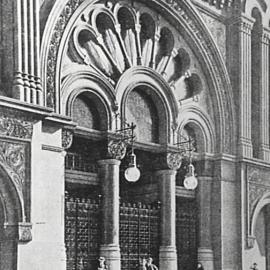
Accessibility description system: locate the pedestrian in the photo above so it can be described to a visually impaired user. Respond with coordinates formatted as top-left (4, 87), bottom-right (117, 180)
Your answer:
top-left (196, 262), bottom-right (204, 270)
top-left (143, 257), bottom-right (158, 270)
top-left (98, 257), bottom-right (108, 270)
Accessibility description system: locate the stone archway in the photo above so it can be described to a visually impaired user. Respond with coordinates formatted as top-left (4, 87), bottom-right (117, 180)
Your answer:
top-left (0, 165), bottom-right (23, 270)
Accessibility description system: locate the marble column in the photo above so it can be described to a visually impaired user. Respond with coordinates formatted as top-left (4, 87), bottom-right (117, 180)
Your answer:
top-left (98, 159), bottom-right (121, 270)
top-left (197, 176), bottom-right (214, 270)
top-left (236, 16), bottom-right (254, 158)
top-left (155, 152), bottom-right (182, 270)
top-left (97, 139), bottom-right (126, 270)
top-left (258, 28), bottom-right (270, 161)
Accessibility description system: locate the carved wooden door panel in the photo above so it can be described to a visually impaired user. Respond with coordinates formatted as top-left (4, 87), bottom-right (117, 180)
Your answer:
top-left (65, 192), bottom-right (101, 270)
top-left (120, 201), bottom-right (160, 270)
top-left (176, 198), bottom-right (198, 270)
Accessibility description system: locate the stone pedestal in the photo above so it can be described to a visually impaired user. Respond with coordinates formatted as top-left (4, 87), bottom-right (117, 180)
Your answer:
top-left (197, 248), bottom-right (214, 270)
top-left (98, 159), bottom-right (121, 270)
top-left (156, 169), bottom-right (177, 270)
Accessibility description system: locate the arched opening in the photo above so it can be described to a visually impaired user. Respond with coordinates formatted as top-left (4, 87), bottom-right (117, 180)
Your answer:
top-left (253, 205), bottom-right (270, 270)
top-left (251, 7), bottom-right (262, 158)
top-left (0, 166), bottom-right (22, 270)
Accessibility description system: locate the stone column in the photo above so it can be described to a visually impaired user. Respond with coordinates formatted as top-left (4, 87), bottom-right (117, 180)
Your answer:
top-left (97, 140), bottom-right (126, 270)
top-left (236, 16), bottom-right (254, 158)
top-left (258, 28), bottom-right (270, 161)
top-left (155, 152), bottom-right (182, 270)
top-left (197, 176), bottom-right (214, 270)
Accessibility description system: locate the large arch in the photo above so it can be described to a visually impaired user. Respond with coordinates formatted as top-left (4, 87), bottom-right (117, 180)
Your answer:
top-left (40, 0), bottom-right (236, 154)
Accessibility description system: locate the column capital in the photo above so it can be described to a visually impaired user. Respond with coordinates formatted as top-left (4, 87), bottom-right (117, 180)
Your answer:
top-left (230, 14), bottom-right (255, 35)
top-left (261, 27), bottom-right (270, 45)
top-left (154, 152), bottom-right (182, 171)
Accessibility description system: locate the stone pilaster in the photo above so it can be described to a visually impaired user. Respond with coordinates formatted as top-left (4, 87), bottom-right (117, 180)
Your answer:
top-left (236, 16), bottom-right (254, 158)
top-left (258, 28), bottom-right (270, 161)
top-left (197, 176), bottom-right (214, 270)
top-left (155, 152), bottom-right (182, 270)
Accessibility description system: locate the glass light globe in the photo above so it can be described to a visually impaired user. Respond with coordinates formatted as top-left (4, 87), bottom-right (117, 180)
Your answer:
top-left (184, 175), bottom-right (198, 190)
top-left (124, 166), bottom-right (140, 182)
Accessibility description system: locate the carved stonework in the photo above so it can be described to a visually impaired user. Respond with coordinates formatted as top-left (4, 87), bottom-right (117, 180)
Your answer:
top-left (45, 0), bottom-right (235, 156)
top-left (62, 129), bottom-right (73, 149)
top-left (46, 0), bottom-right (84, 108)
top-left (154, 152), bottom-right (183, 171)
top-left (107, 140), bottom-right (126, 160)
top-left (18, 222), bottom-right (32, 243)
top-left (166, 152), bottom-right (182, 170)
top-left (0, 141), bottom-right (27, 219)
top-left (0, 116), bottom-right (33, 139)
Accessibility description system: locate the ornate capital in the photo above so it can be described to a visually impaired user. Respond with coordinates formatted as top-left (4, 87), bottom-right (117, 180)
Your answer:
top-left (154, 152), bottom-right (183, 171)
top-left (107, 140), bottom-right (126, 160)
top-left (62, 129), bottom-right (73, 149)
top-left (18, 222), bottom-right (32, 243)
top-left (0, 116), bottom-right (33, 139)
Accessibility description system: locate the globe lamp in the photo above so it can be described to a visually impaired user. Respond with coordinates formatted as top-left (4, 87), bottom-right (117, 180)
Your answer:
top-left (124, 151), bottom-right (140, 182)
top-left (183, 163), bottom-right (198, 190)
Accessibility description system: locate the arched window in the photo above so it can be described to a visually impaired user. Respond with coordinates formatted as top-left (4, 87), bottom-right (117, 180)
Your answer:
top-left (126, 87), bottom-right (159, 143)
top-left (72, 93), bottom-right (101, 130)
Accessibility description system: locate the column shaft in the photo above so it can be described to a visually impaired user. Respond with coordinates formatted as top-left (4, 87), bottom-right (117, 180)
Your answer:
top-left (259, 29), bottom-right (270, 160)
top-left (237, 16), bottom-right (254, 157)
top-left (156, 169), bottom-right (177, 270)
top-left (98, 159), bottom-right (121, 270)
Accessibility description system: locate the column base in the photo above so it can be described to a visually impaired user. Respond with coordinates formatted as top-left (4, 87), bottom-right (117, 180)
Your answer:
top-left (100, 244), bottom-right (121, 270)
top-left (197, 247), bottom-right (214, 270)
top-left (238, 139), bottom-right (253, 158)
top-left (259, 146), bottom-right (270, 162)
top-left (159, 246), bottom-right (177, 270)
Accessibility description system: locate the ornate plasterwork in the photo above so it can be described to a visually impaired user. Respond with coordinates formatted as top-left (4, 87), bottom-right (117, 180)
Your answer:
top-left (0, 141), bottom-right (27, 222)
top-left (107, 140), bottom-right (127, 160)
top-left (62, 129), bottom-right (74, 149)
top-left (0, 116), bottom-right (33, 139)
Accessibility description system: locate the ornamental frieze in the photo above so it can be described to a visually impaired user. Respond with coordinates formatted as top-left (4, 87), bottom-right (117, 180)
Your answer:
top-left (0, 116), bottom-right (33, 139)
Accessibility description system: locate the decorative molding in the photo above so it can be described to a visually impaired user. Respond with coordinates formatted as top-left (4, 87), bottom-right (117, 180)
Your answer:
top-left (18, 222), bottom-right (32, 243)
top-left (46, 0), bottom-right (85, 108)
top-left (62, 129), bottom-right (73, 149)
top-left (42, 145), bottom-right (64, 153)
top-left (0, 116), bottom-right (33, 139)
top-left (107, 140), bottom-right (126, 160)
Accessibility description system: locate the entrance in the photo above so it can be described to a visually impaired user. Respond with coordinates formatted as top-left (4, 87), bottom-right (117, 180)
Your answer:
top-left (65, 190), bottom-right (101, 270)
top-left (119, 201), bottom-right (160, 270)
